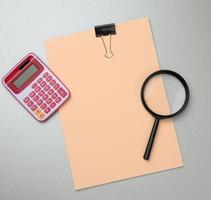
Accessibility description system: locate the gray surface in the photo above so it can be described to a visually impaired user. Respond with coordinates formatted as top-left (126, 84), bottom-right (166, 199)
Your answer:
top-left (0, 0), bottom-right (210, 199)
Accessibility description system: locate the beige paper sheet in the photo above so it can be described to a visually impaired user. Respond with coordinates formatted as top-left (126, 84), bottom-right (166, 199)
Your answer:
top-left (45, 17), bottom-right (183, 190)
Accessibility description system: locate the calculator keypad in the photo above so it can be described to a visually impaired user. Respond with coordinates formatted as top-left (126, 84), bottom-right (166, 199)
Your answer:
top-left (22, 71), bottom-right (69, 121)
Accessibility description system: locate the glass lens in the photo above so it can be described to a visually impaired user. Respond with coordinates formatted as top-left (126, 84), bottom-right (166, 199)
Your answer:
top-left (143, 73), bottom-right (186, 116)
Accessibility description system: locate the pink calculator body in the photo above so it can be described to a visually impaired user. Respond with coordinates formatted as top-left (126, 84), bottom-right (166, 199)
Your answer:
top-left (2, 53), bottom-right (70, 122)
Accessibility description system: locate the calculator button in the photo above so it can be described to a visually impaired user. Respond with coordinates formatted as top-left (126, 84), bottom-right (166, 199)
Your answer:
top-left (33, 95), bottom-right (39, 102)
top-left (43, 72), bottom-right (48, 78)
top-left (55, 97), bottom-right (61, 103)
top-left (46, 98), bottom-right (52, 104)
top-left (40, 103), bottom-right (47, 110)
top-left (44, 107), bottom-right (51, 113)
top-left (38, 90), bottom-right (45, 96)
top-left (40, 81), bottom-right (46, 87)
top-left (57, 87), bottom-right (67, 97)
top-left (50, 79), bottom-right (56, 86)
top-left (27, 101), bottom-right (33, 107)
top-left (53, 83), bottom-right (59, 90)
top-left (47, 89), bottom-right (54, 95)
top-left (32, 83), bottom-right (37, 89)
top-left (46, 76), bottom-right (52, 82)
top-left (42, 94), bottom-right (48, 100)
top-left (50, 102), bottom-right (56, 108)
top-left (51, 93), bottom-right (58, 99)
top-left (35, 108), bottom-right (42, 117)
top-left (37, 78), bottom-right (43, 83)
top-left (44, 85), bottom-right (50, 91)
top-left (38, 112), bottom-right (45, 119)
top-left (37, 99), bottom-right (43, 106)
top-left (35, 86), bottom-right (41, 92)
top-left (31, 105), bottom-right (37, 111)
top-left (29, 91), bottom-right (35, 97)
top-left (23, 97), bottom-right (30, 103)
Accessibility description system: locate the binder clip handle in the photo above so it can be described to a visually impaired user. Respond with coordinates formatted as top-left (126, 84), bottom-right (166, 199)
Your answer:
top-left (95, 23), bottom-right (116, 58)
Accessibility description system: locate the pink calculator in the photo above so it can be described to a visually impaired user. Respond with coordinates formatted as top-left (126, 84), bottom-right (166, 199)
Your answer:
top-left (2, 53), bottom-right (70, 122)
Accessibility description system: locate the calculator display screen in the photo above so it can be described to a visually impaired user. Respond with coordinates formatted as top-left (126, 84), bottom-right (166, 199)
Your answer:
top-left (13, 64), bottom-right (38, 88)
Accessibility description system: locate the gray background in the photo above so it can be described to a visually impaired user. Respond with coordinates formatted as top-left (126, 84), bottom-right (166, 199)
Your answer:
top-left (0, 0), bottom-right (210, 199)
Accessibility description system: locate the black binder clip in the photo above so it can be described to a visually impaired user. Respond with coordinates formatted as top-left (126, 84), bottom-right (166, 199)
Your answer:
top-left (95, 23), bottom-right (116, 58)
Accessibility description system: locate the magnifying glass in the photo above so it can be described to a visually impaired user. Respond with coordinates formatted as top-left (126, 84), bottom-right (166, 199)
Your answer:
top-left (141, 70), bottom-right (190, 160)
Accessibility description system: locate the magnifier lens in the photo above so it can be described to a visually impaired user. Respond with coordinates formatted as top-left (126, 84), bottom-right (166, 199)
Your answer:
top-left (144, 74), bottom-right (186, 116)
top-left (141, 70), bottom-right (189, 160)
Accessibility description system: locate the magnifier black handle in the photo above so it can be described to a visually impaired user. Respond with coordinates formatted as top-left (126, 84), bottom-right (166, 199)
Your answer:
top-left (143, 118), bottom-right (160, 160)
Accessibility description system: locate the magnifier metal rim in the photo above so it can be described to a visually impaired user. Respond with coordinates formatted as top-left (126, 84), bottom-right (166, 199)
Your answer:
top-left (141, 69), bottom-right (190, 119)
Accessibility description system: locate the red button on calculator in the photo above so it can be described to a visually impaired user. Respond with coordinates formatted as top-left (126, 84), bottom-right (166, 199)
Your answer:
top-left (32, 83), bottom-right (37, 89)
top-left (2, 53), bottom-right (70, 122)
top-left (46, 76), bottom-right (52, 82)
top-left (58, 87), bottom-right (67, 97)
top-left (47, 89), bottom-right (54, 95)
top-left (46, 98), bottom-right (52, 104)
top-left (42, 94), bottom-right (48, 100)
top-left (53, 83), bottom-right (59, 90)
top-left (24, 97), bottom-right (30, 103)
top-left (52, 93), bottom-right (58, 99)
top-left (37, 78), bottom-right (43, 83)
top-left (31, 105), bottom-right (37, 111)
top-left (27, 101), bottom-right (33, 107)
top-left (50, 80), bottom-right (56, 86)
top-left (43, 72), bottom-right (48, 78)
top-left (33, 95), bottom-right (39, 102)
top-left (29, 91), bottom-right (35, 97)
top-left (35, 86), bottom-right (41, 92)
top-left (41, 103), bottom-right (47, 109)
top-left (40, 81), bottom-right (46, 87)
top-left (55, 97), bottom-right (61, 103)
top-left (38, 90), bottom-right (44, 96)
top-left (50, 102), bottom-right (56, 108)
top-left (44, 85), bottom-right (50, 91)
top-left (37, 99), bottom-right (43, 106)
top-left (45, 107), bottom-right (50, 113)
